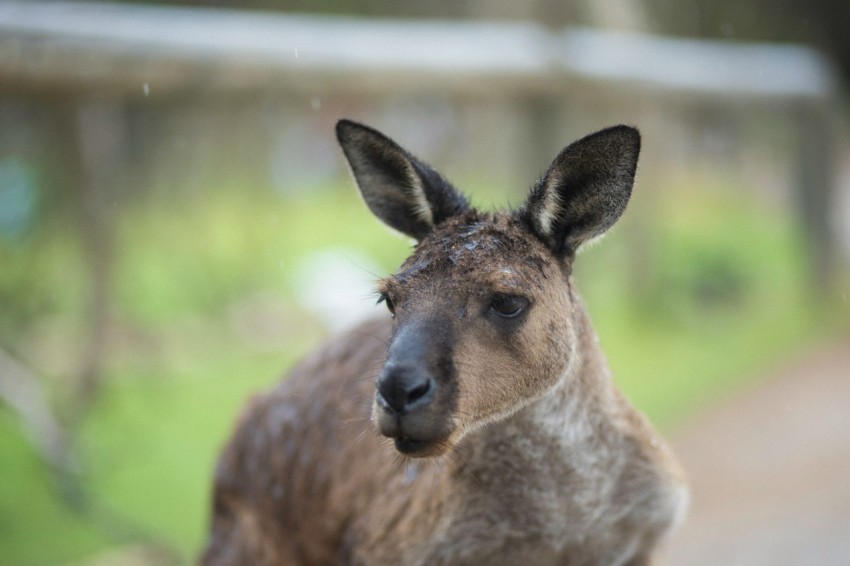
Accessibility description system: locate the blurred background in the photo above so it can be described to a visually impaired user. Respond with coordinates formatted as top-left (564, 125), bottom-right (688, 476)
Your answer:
top-left (1, 1), bottom-right (848, 564)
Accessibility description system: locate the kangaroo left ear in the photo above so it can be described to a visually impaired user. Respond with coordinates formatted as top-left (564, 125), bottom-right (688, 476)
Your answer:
top-left (520, 125), bottom-right (640, 257)
top-left (336, 119), bottom-right (469, 241)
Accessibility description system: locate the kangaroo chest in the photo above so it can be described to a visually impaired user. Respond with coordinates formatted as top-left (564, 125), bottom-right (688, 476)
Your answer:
top-left (348, 428), bottom-right (652, 566)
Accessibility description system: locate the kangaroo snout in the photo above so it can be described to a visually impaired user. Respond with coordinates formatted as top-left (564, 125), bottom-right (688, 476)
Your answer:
top-left (373, 321), bottom-right (455, 457)
top-left (377, 364), bottom-right (435, 415)
top-left (374, 364), bottom-right (445, 456)
top-left (373, 317), bottom-right (453, 444)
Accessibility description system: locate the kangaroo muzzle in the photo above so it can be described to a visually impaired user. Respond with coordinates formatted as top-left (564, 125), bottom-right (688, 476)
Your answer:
top-left (373, 318), bottom-right (456, 456)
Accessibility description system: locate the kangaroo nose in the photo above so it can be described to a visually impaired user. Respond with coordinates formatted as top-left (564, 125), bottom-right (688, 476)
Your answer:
top-left (377, 366), bottom-right (435, 415)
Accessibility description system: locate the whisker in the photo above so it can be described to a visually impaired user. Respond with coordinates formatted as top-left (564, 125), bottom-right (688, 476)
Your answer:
top-left (353, 427), bottom-right (373, 445)
top-left (342, 415), bottom-right (370, 424)
top-left (341, 256), bottom-right (385, 280)
top-left (349, 330), bottom-right (392, 349)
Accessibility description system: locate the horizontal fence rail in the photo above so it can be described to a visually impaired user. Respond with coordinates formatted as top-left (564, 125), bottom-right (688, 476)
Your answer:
top-left (0, 1), bottom-right (838, 100)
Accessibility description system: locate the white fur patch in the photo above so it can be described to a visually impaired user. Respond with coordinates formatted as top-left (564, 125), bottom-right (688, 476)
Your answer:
top-left (537, 172), bottom-right (564, 238)
top-left (405, 165), bottom-right (434, 226)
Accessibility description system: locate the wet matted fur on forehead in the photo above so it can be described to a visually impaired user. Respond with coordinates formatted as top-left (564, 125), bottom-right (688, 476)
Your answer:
top-left (386, 211), bottom-right (558, 293)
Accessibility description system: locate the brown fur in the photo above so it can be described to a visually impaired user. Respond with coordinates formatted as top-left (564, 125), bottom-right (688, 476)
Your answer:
top-left (202, 122), bottom-right (687, 565)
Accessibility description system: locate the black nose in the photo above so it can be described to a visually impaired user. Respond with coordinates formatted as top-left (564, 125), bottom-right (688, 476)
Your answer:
top-left (377, 366), bottom-right (435, 415)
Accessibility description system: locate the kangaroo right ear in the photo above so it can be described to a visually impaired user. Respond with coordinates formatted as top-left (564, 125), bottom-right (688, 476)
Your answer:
top-left (520, 125), bottom-right (640, 257)
top-left (336, 119), bottom-right (469, 241)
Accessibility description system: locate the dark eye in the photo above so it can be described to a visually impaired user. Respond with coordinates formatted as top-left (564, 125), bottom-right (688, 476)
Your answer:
top-left (490, 294), bottom-right (529, 318)
top-left (378, 293), bottom-right (396, 317)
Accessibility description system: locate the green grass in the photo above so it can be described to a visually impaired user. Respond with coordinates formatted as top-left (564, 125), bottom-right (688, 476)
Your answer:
top-left (0, 180), bottom-right (845, 564)
top-left (0, 411), bottom-right (110, 565)
top-left (80, 351), bottom-right (296, 562)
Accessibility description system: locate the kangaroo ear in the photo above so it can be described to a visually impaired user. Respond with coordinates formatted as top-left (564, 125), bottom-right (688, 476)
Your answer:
top-left (521, 125), bottom-right (640, 257)
top-left (336, 119), bottom-right (469, 240)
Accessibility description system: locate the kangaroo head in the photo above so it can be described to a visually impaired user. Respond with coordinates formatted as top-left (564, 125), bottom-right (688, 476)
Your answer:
top-left (336, 119), bottom-right (640, 457)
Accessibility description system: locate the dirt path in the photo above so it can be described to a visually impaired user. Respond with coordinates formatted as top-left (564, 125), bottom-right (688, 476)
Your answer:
top-left (665, 335), bottom-right (850, 565)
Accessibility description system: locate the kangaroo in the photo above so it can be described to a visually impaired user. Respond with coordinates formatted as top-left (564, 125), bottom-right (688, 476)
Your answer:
top-left (202, 120), bottom-right (688, 566)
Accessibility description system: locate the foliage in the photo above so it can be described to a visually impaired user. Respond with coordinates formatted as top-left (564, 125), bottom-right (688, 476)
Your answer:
top-left (577, 178), bottom-right (841, 425)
